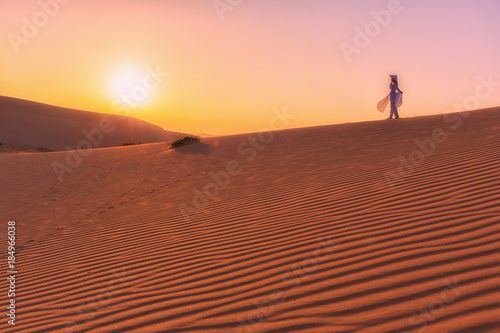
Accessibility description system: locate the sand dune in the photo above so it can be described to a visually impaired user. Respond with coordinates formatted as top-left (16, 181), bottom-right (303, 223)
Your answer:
top-left (0, 96), bottom-right (184, 151)
top-left (1, 108), bottom-right (500, 332)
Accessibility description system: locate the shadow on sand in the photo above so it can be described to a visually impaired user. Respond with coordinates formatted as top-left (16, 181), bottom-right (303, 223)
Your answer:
top-left (173, 142), bottom-right (211, 155)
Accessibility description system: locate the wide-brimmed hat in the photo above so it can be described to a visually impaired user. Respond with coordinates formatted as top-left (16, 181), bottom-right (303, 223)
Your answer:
top-left (390, 75), bottom-right (398, 82)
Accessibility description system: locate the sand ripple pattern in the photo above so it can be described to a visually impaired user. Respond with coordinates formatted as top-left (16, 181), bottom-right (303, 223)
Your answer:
top-left (1, 109), bottom-right (500, 332)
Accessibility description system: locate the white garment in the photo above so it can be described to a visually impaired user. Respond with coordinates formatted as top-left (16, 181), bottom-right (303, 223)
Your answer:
top-left (377, 93), bottom-right (402, 113)
top-left (394, 93), bottom-right (403, 108)
top-left (377, 94), bottom-right (390, 113)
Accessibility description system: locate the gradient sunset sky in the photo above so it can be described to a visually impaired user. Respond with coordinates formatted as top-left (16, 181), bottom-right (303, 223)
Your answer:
top-left (1, 0), bottom-right (499, 135)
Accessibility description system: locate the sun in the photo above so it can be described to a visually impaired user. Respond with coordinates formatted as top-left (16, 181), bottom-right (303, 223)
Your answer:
top-left (109, 66), bottom-right (151, 109)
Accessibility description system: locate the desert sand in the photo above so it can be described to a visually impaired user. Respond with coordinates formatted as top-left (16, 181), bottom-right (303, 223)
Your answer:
top-left (0, 96), bottom-right (183, 151)
top-left (1, 108), bottom-right (500, 332)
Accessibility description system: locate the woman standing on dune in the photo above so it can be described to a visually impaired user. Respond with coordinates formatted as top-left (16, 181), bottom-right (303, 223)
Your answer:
top-left (388, 75), bottom-right (403, 119)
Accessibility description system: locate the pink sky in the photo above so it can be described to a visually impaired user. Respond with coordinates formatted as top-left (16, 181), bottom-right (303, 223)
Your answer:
top-left (1, 0), bottom-right (499, 135)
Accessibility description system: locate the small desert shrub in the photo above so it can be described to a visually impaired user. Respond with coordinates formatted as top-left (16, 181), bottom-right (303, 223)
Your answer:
top-left (0, 145), bottom-right (19, 153)
top-left (170, 136), bottom-right (200, 148)
top-left (122, 142), bottom-right (141, 146)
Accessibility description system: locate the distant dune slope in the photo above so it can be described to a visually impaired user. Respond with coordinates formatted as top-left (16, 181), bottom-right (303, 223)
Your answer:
top-left (0, 108), bottom-right (499, 332)
top-left (0, 96), bottom-right (184, 151)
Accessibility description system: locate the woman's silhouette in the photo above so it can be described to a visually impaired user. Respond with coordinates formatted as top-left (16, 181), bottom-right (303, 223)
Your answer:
top-left (388, 75), bottom-right (403, 119)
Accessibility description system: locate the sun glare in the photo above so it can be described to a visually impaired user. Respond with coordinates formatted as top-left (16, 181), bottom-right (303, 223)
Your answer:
top-left (110, 66), bottom-right (151, 109)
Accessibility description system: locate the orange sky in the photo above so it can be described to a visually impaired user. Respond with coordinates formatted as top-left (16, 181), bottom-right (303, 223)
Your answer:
top-left (1, 0), bottom-right (500, 135)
